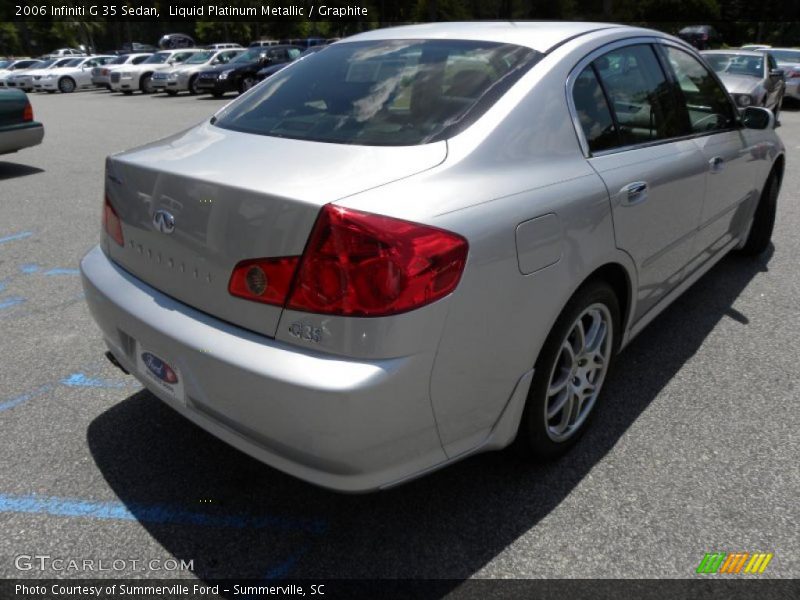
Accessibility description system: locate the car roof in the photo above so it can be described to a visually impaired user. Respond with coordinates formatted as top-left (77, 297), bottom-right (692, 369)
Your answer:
top-left (701, 49), bottom-right (765, 57)
top-left (342, 21), bottom-right (622, 53)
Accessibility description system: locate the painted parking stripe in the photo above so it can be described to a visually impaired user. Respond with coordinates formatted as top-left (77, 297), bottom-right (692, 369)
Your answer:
top-left (0, 386), bottom-right (52, 413)
top-left (0, 296), bottom-right (25, 310)
top-left (44, 268), bottom-right (80, 276)
top-left (0, 231), bottom-right (33, 244)
top-left (60, 372), bottom-right (132, 388)
top-left (0, 493), bottom-right (327, 534)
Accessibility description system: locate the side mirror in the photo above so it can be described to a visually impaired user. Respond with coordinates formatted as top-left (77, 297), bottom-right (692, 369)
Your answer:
top-left (741, 106), bottom-right (774, 130)
top-left (769, 68), bottom-right (784, 78)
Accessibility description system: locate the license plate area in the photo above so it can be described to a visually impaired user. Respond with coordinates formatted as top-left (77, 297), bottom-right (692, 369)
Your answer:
top-left (136, 344), bottom-right (185, 403)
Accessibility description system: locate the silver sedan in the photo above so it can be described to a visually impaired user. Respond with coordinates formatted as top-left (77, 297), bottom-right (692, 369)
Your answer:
top-left (81, 22), bottom-right (784, 492)
top-left (701, 50), bottom-right (785, 115)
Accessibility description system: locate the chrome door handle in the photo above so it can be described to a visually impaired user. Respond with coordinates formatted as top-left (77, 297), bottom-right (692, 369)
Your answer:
top-left (621, 181), bottom-right (648, 206)
top-left (709, 156), bottom-right (725, 173)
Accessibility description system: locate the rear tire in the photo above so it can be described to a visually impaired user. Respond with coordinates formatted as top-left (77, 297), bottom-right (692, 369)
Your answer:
top-left (58, 77), bottom-right (76, 93)
top-left (515, 280), bottom-right (620, 460)
top-left (188, 75), bottom-right (199, 95)
top-left (738, 172), bottom-right (778, 256)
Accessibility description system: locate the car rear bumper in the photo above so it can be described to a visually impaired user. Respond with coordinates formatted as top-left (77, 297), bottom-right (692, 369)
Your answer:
top-left (784, 80), bottom-right (800, 101)
top-left (0, 122), bottom-right (44, 155)
top-left (80, 245), bottom-right (448, 492)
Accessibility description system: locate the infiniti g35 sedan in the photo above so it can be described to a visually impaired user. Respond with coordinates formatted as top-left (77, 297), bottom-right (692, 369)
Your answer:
top-left (81, 22), bottom-right (784, 492)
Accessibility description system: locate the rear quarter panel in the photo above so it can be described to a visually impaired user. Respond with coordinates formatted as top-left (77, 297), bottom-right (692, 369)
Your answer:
top-left (338, 30), bottom-right (643, 456)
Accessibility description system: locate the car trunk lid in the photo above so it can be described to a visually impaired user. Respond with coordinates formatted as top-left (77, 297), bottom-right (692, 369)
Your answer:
top-left (104, 121), bottom-right (447, 337)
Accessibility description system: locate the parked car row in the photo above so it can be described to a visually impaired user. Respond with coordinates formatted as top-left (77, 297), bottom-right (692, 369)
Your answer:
top-left (1, 55), bottom-right (116, 92)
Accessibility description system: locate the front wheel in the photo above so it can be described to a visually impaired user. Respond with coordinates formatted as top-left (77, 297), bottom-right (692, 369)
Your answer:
top-left (239, 76), bottom-right (256, 94)
top-left (188, 75), bottom-right (199, 95)
top-left (515, 280), bottom-right (620, 460)
top-left (140, 74), bottom-right (154, 94)
top-left (58, 77), bottom-right (76, 93)
top-left (738, 172), bottom-right (778, 256)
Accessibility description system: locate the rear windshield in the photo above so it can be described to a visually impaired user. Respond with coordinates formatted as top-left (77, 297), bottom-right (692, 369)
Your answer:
top-left (705, 53), bottom-right (764, 77)
top-left (186, 51), bottom-right (214, 64)
top-left (109, 55), bottom-right (129, 65)
top-left (214, 39), bottom-right (540, 146)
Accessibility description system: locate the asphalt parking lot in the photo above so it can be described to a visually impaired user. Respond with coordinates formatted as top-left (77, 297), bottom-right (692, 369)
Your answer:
top-left (0, 89), bottom-right (799, 585)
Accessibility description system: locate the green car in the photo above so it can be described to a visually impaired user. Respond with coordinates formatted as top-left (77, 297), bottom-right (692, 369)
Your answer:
top-left (0, 89), bottom-right (44, 155)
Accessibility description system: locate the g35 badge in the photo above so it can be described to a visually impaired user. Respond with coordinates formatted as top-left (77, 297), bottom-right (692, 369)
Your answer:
top-left (289, 321), bottom-right (322, 343)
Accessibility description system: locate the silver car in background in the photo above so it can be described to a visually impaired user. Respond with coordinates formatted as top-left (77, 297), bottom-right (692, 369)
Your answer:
top-left (82, 22), bottom-right (784, 492)
top-left (701, 50), bottom-right (785, 116)
top-left (766, 48), bottom-right (800, 101)
top-left (153, 48), bottom-right (243, 95)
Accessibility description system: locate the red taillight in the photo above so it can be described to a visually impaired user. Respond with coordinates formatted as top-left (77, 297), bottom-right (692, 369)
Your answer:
top-left (22, 102), bottom-right (33, 122)
top-left (228, 205), bottom-right (469, 317)
top-left (228, 257), bottom-right (300, 306)
top-left (102, 195), bottom-right (124, 246)
top-left (289, 205), bottom-right (468, 316)
top-left (788, 69), bottom-right (800, 79)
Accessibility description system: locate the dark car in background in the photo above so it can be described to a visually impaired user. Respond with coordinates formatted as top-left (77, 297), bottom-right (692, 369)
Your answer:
top-left (159, 33), bottom-right (196, 50)
top-left (0, 88), bottom-right (43, 155)
top-left (195, 45), bottom-right (302, 96)
top-left (256, 45), bottom-right (325, 81)
top-left (677, 25), bottom-right (722, 50)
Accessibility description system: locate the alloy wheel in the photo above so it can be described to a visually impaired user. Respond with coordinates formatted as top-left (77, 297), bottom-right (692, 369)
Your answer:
top-left (544, 303), bottom-right (613, 442)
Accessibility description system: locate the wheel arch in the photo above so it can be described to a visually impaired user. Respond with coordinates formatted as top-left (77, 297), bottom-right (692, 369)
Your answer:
top-left (579, 261), bottom-right (634, 346)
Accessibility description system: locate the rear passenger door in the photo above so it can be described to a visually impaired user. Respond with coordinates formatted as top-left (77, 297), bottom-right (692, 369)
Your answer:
top-left (659, 44), bottom-right (757, 269)
top-left (571, 42), bottom-right (707, 322)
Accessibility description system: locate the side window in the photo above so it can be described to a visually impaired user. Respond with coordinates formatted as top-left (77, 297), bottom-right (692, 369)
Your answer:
top-left (572, 65), bottom-right (619, 153)
top-left (132, 56), bottom-right (148, 64)
top-left (663, 46), bottom-right (735, 133)
top-left (288, 48), bottom-right (302, 60)
top-left (593, 44), bottom-right (687, 145)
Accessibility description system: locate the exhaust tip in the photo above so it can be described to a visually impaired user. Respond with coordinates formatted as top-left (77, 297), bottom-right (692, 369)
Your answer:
top-left (105, 351), bottom-right (130, 375)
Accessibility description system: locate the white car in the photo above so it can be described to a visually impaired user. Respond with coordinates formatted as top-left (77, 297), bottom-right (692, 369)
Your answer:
top-left (5, 57), bottom-right (75, 91)
top-left (92, 53), bottom-right (153, 89)
top-left (48, 48), bottom-right (85, 57)
top-left (0, 59), bottom-right (40, 87)
top-left (153, 48), bottom-right (243, 95)
top-left (110, 49), bottom-right (202, 94)
top-left (37, 56), bottom-right (115, 93)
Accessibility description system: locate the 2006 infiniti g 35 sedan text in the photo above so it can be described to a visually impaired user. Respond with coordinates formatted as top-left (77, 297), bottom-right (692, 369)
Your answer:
top-left (81, 22), bottom-right (784, 492)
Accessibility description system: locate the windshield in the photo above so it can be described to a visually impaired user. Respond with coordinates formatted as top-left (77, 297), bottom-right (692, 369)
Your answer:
top-left (185, 51), bottom-right (214, 64)
top-left (143, 52), bottom-right (170, 65)
top-left (770, 50), bottom-right (800, 63)
top-left (704, 54), bottom-right (764, 78)
top-left (36, 59), bottom-right (57, 68)
top-left (53, 58), bottom-right (73, 67)
top-left (215, 39), bottom-right (540, 146)
top-left (0, 60), bottom-right (10, 69)
top-left (63, 58), bottom-right (83, 68)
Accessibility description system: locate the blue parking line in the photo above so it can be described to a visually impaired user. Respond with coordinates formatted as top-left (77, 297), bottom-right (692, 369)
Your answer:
top-left (263, 549), bottom-right (307, 580)
top-left (19, 264), bottom-right (40, 274)
top-left (0, 386), bottom-right (51, 413)
top-left (0, 493), bottom-right (327, 534)
top-left (60, 372), bottom-right (130, 388)
top-left (0, 296), bottom-right (25, 310)
top-left (44, 268), bottom-right (80, 276)
top-left (0, 231), bottom-right (33, 245)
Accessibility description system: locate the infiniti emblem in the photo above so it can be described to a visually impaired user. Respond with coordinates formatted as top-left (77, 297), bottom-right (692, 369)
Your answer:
top-left (152, 209), bottom-right (175, 234)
